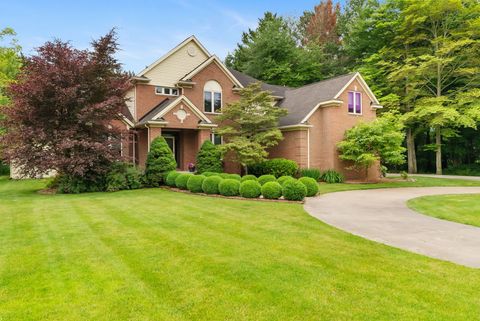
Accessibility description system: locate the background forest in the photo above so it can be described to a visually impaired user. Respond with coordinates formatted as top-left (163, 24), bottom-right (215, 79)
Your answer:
top-left (226, 0), bottom-right (480, 175)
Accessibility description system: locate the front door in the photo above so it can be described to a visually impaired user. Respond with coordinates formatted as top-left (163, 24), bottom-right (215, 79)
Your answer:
top-left (162, 132), bottom-right (180, 167)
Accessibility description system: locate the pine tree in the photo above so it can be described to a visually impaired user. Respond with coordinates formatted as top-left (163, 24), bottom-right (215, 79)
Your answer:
top-left (144, 136), bottom-right (177, 186)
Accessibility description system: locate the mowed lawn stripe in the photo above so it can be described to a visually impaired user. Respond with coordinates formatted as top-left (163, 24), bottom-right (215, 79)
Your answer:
top-left (0, 178), bottom-right (480, 320)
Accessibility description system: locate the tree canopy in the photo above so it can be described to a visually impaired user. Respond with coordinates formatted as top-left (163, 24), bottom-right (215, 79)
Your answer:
top-left (1, 30), bottom-right (130, 179)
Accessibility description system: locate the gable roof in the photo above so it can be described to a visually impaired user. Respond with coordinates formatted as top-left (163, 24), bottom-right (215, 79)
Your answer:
top-left (137, 35), bottom-right (211, 77)
top-left (278, 73), bottom-right (357, 126)
top-left (137, 95), bottom-right (212, 127)
top-left (180, 56), bottom-right (244, 88)
top-left (228, 69), bottom-right (290, 97)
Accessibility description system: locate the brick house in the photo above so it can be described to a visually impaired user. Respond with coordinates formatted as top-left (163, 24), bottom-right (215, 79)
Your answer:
top-left (119, 36), bottom-right (383, 180)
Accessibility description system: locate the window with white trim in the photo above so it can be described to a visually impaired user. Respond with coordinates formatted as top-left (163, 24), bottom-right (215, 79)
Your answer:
top-left (348, 91), bottom-right (362, 114)
top-left (211, 133), bottom-right (222, 145)
top-left (155, 86), bottom-right (179, 96)
top-left (204, 80), bottom-right (222, 113)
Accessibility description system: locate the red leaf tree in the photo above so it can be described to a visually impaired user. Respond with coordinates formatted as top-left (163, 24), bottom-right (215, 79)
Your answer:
top-left (304, 0), bottom-right (341, 46)
top-left (1, 30), bottom-right (130, 179)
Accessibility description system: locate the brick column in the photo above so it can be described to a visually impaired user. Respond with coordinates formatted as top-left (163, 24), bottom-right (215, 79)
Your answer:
top-left (148, 127), bottom-right (162, 151)
top-left (197, 128), bottom-right (211, 150)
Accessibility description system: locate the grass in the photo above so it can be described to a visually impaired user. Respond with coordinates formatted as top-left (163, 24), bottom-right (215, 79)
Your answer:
top-left (1, 176), bottom-right (480, 320)
top-left (408, 194), bottom-right (480, 228)
top-left (318, 175), bottom-right (480, 194)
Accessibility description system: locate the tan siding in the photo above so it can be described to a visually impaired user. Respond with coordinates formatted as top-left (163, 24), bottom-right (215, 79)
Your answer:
top-left (143, 40), bottom-right (209, 87)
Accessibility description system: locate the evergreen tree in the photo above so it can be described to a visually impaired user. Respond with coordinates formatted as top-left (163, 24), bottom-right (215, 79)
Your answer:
top-left (196, 140), bottom-right (223, 173)
top-left (144, 136), bottom-right (177, 186)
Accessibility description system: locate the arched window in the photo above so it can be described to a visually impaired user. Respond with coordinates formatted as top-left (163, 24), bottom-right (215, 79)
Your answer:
top-left (204, 80), bottom-right (222, 113)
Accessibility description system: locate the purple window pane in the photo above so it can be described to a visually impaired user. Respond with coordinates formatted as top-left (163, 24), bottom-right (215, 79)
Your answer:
top-left (355, 92), bottom-right (361, 114)
top-left (348, 92), bottom-right (354, 113)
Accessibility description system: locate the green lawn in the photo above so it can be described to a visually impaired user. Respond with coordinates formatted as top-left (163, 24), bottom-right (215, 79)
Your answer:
top-left (1, 176), bottom-right (480, 321)
top-left (408, 194), bottom-right (480, 227)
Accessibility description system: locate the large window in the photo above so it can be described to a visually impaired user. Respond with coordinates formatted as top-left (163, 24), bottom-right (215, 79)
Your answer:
top-left (348, 91), bottom-right (362, 114)
top-left (211, 133), bottom-right (222, 145)
top-left (204, 80), bottom-right (222, 113)
top-left (155, 86), bottom-right (179, 96)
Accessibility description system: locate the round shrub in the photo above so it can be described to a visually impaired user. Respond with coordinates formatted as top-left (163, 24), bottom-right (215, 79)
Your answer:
top-left (203, 171), bottom-right (222, 177)
top-left (261, 181), bottom-right (283, 199)
top-left (277, 175), bottom-right (295, 186)
top-left (175, 173), bottom-right (193, 190)
top-left (187, 175), bottom-right (206, 193)
top-left (218, 179), bottom-right (241, 196)
top-left (219, 173), bottom-right (231, 179)
top-left (241, 174), bottom-right (257, 182)
top-left (227, 174), bottom-right (242, 181)
top-left (258, 174), bottom-right (276, 185)
top-left (282, 180), bottom-right (307, 201)
top-left (202, 176), bottom-right (223, 194)
top-left (239, 180), bottom-right (261, 198)
top-left (165, 171), bottom-right (181, 187)
top-left (298, 177), bottom-right (319, 197)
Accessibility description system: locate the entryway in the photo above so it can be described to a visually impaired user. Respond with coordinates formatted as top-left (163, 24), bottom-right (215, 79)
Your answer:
top-left (162, 131), bottom-right (180, 166)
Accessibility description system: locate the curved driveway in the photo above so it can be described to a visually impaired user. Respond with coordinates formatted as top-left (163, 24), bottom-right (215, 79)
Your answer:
top-left (304, 187), bottom-right (480, 268)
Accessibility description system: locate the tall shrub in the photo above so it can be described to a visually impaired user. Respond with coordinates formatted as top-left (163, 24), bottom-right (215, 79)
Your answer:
top-left (144, 136), bottom-right (177, 186)
top-left (196, 140), bottom-right (223, 173)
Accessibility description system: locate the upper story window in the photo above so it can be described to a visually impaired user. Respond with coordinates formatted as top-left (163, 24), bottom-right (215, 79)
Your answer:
top-left (204, 80), bottom-right (222, 113)
top-left (156, 86), bottom-right (179, 96)
top-left (348, 91), bottom-right (362, 114)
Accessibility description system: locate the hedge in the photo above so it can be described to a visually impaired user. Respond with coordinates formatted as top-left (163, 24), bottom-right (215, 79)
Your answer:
top-left (218, 179), bottom-right (241, 196)
top-left (248, 158), bottom-right (298, 177)
top-left (165, 171), bottom-right (181, 186)
top-left (239, 180), bottom-right (262, 198)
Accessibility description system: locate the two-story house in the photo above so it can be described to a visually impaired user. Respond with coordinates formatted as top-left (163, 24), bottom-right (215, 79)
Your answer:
top-left (119, 36), bottom-right (383, 180)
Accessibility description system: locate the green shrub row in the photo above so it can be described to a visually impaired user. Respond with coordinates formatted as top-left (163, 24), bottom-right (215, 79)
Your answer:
top-left (166, 172), bottom-right (319, 201)
top-left (248, 158), bottom-right (299, 177)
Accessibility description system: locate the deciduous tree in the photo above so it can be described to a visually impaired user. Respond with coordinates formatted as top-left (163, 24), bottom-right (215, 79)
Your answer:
top-left (1, 30), bottom-right (130, 180)
top-left (215, 83), bottom-right (287, 173)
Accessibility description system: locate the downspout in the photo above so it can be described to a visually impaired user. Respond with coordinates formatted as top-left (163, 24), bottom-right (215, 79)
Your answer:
top-left (147, 125), bottom-right (151, 151)
top-left (307, 127), bottom-right (311, 168)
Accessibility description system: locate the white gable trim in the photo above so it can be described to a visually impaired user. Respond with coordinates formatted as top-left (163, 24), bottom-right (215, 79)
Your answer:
top-left (137, 36), bottom-right (211, 77)
top-left (180, 55), bottom-right (244, 88)
top-left (300, 99), bottom-right (343, 124)
top-left (118, 113), bottom-right (134, 128)
top-left (333, 72), bottom-right (380, 104)
top-left (151, 95), bottom-right (212, 123)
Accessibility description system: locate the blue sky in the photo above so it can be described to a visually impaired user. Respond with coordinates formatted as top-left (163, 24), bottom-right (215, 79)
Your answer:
top-left (0, 0), bottom-right (339, 74)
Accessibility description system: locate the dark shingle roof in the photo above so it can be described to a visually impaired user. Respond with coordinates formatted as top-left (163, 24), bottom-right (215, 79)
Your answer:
top-left (136, 98), bottom-right (173, 126)
top-left (278, 73), bottom-right (357, 126)
top-left (228, 69), bottom-right (290, 97)
top-left (227, 69), bottom-right (357, 126)
top-left (121, 105), bottom-right (135, 123)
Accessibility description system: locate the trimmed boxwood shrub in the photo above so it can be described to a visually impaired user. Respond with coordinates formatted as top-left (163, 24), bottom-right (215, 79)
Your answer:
top-left (175, 173), bottom-right (193, 190)
top-left (248, 158), bottom-right (299, 177)
top-left (300, 168), bottom-right (322, 181)
top-left (277, 175), bottom-right (295, 186)
top-left (165, 171), bottom-right (180, 186)
top-left (203, 171), bottom-right (222, 177)
top-left (202, 176), bottom-right (223, 194)
top-left (282, 180), bottom-right (307, 201)
top-left (144, 136), bottom-right (177, 187)
top-left (241, 174), bottom-right (257, 182)
top-left (218, 179), bottom-right (240, 196)
top-left (187, 175), bottom-right (206, 193)
top-left (298, 177), bottom-right (319, 197)
top-left (239, 180), bottom-right (261, 198)
top-left (258, 174), bottom-right (276, 185)
top-left (196, 140), bottom-right (223, 174)
top-left (261, 181), bottom-right (283, 199)
top-left (228, 174), bottom-right (242, 181)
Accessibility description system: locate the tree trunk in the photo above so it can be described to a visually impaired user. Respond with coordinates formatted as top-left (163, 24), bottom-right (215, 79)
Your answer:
top-left (435, 127), bottom-right (442, 175)
top-left (406, 128), bottom-right (417, 174)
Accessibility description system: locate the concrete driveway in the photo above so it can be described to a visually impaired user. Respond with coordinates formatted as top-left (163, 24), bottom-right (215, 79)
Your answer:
top-left (304, 187), bottom-right (480, 268)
